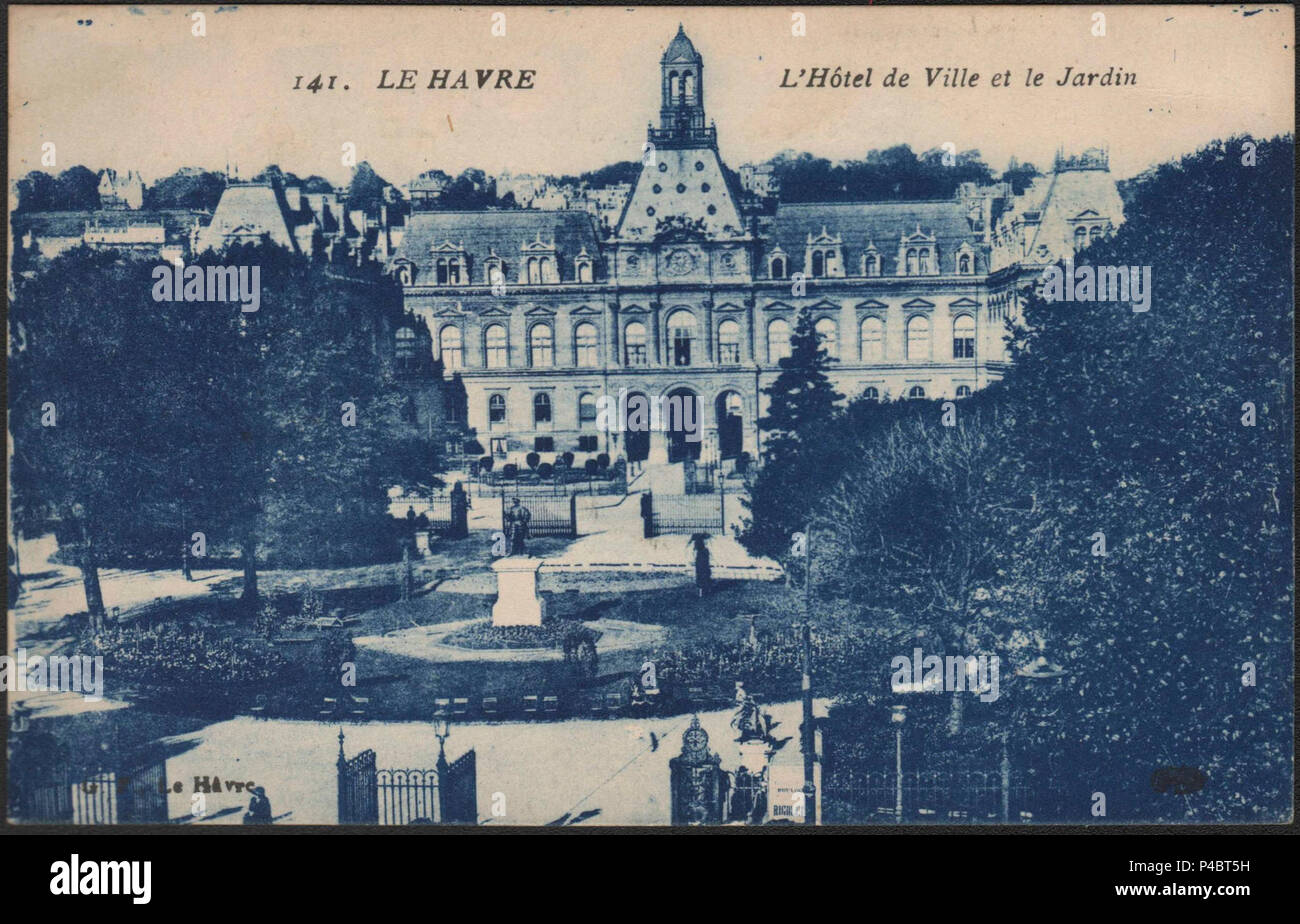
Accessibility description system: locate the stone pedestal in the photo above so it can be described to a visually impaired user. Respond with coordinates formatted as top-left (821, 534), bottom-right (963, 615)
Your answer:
top-left (490, 558), bottom-right (546, 627)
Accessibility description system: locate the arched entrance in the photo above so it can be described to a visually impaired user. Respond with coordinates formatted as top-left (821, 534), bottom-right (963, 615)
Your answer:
top-left (622, 391), bottom-right (650, 463)
top-left (665, 387), bottom-right (702, 463)
top-left (715, 391), bottom-right (744, 460)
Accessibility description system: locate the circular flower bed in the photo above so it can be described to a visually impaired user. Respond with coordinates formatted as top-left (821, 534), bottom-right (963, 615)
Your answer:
top-left (440, 619), bottom-right (602, 650)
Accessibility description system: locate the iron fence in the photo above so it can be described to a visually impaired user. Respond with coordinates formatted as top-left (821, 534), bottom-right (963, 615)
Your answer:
top-left (502, 494), bottom-right (577, 538)
top-left (821, 768), bottom-right (1035, 824)
top-left (648, 491), bottom-right (726, 536)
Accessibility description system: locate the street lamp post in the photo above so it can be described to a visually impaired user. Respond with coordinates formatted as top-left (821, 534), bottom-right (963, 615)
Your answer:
top-left (433, 704), bottom-right (451, 823)
top-left (891, 705), bottom-right (907, 824)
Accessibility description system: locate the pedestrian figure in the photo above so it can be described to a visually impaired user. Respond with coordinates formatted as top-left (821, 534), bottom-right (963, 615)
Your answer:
top-left (243, 786), bottom-right (272, 824)
top-left (688, 533), bottom-right (712, 597)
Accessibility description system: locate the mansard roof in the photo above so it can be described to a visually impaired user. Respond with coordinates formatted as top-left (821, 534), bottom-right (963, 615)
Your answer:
top-left (768, 199), bottom-right (989, 274)
top-left (199, 182), bottom-right (301, 252)
top-left (391, 209), bottom-right (601, 281)
top-left (997, 166), bottom-right (1126, 257)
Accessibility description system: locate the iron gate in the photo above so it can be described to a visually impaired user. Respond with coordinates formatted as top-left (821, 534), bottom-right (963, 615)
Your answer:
top-left (336, 732), bottom-right (477, 825)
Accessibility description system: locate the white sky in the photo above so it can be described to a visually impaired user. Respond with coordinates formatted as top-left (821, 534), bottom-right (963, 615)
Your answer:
top-left (7, 5), bottom-right (1294, 188)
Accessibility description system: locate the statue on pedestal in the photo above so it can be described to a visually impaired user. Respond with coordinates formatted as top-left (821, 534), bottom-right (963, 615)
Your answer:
top-left (504, 497), bottom-right (531, 556)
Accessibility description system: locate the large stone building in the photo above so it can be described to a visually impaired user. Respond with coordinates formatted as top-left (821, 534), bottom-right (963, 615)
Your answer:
top-left (389, 26), bottom-right (1124, 468)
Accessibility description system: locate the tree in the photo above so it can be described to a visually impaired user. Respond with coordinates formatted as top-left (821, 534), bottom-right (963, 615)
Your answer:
top-left (792, 134), bottom-right (1294, 821)
top-left (54, 167), bottom-right (102, 211)
top-left (345, 161), bottom-right (392, 216)
top-left (10, 242), bottom-right (445, 617)
top-left (14, 170), bottom-right (57, 212)
top-left (740, 308), bottom-right (843, 561)
top-left (143, 168), bottom-right (226, 211)
top-left (9, 249), bottom-right (179, 621)
top-left (196, 243), bottom-right (441, 604)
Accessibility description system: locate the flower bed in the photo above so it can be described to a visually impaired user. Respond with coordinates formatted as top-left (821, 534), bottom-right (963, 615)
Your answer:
top-left (440, 619), bottom-right (602, 650)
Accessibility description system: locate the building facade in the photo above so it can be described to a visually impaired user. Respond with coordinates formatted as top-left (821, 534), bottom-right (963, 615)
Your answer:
top-left (389, 26), bottom-right (1125, 468)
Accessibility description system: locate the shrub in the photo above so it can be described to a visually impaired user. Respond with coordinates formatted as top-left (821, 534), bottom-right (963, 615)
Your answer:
top-left (584, 459), bottom-right (599, 475)
top-left (561, 451), bottom-right (575, 468)
top-left (537, 462), bottom-right (554, 478)
top-left (596, 452), bottom-right (610, 471)
top-left (479, 455), bottom-right (494, 472)
top-left (526, 452), bottom-right (540, 471)
top-left (503, 463), bottom-right (518, 479)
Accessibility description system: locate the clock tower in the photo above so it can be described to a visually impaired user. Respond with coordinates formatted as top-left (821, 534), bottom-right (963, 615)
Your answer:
top-left (614, 26), bottom-right (748, 253)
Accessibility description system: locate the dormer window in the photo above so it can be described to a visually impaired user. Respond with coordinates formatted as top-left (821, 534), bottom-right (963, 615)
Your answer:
top-left (484, 253), bottom-right (505, 286)
top-left (430, 240), bottom-right (468, 286)
top-left (520, 234), bottom-right (560, 284)
top-left (769, 248), bottom-right (788, 279)
top-left (394, 261), bottom-right (414, 286)
top-left (958, 254), bottom-right (972, 274)
top-left (575, 247), bottom-right (595, 283)
top-left (861, 245), bottom-right (881, 277)
top-left (898, 227), bottom-right (938, 276)
top-left (805, 228), bottom-right (843, 278)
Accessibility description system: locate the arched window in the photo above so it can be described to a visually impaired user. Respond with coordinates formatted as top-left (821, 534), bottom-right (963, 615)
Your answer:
top-left (814, 317), bottom-right (838, 359)
top-left (533, 392), bottom-right (552, 425)
top-left (574, 322), bottom-right (599, 367)
top-left (484, 324), bottom-right (508, 368)
top-left (811, 251), bottom-right (825, 277)
top-left (1074, 227), bottom-right (1088, 250)
top-left (1090, 226), bottom-right (1103, 244)
top-left (863, 386), bottom-right (880, 401)
top-left (958, 254), bottom-right (972, 275)
top-left (908, 385), bottom-right (927, 399)
top-left (448, 258), bottom-right (461, 284)
top-left (718, 320), bottom-right (741, 364)
top-left (624, 321), bottom-right (647, 366)
top-left (906, 249), bottom-right (918, 275)
top-left (579, 392), bottom-right (598, 427)
top-left (577, 261), bottom-right (593, 283)
top-left (529, 323), bottom-right (554, 368)
top-left (770, 256), bottom-right (787, 279)
top-left (395, 326), bottom-right (415, 361)
top-left (906, 315), bottom-right (930, 361)
top-left (669, 72), bottom-right (680, 99)
top-left (489, 394), bottom-right (506, 424)
top-left (539, 257), bottom-right (553, 282)
top-left (768, 318), bottom-right (792, 364)
top-left (527, 256), bottom-right (541, 285)
top-left (952, 315), bottom-right (976, 359)
top-left (682, 72), bottom-right (695, 101)
top-left (955, 385), bottom-right (972, 398)
top-left (860, 317), bottom-right (884, 362)
top-left (439, 326), bottom-right (463, 371)
top-left (864, 254), bottom-right (879, 276)
top-left (918, 250), bottom-right (932, 275)
top-left (667, 309), bottom-right (696, 367)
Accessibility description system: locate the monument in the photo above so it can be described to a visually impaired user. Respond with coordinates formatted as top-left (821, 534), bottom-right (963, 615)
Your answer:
top-left (491, 498), bottom-right (546, 627)
top-left (490, 557), bottom-right (547, 627)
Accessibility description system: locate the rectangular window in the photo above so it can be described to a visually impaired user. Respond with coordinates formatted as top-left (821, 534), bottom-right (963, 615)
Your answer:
top-left (718, 344), bottom-right (740, 364)
top-left (626, 344), bottom-right (647, 365)
top-left (534, 437), bottom-right (555, 452)
top-left (577, 435), bottom-right (599, 452)
top-left (953, 338), bottom-right (975, 359)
